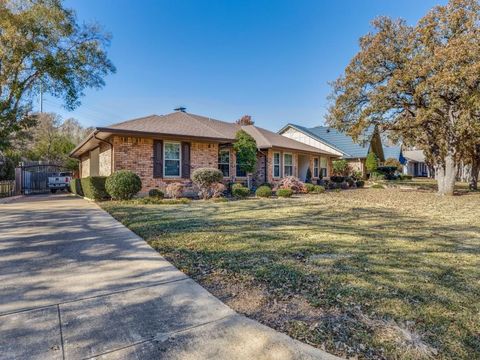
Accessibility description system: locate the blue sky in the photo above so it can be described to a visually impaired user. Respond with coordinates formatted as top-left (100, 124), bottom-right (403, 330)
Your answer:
top-left (45, 0), bottom-right (445, 131)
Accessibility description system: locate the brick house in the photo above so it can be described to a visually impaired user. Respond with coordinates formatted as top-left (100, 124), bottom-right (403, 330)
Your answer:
top-left (278, 124), bottom-right (385, 176)
top-left (70, 111), bottom-right (338, 193)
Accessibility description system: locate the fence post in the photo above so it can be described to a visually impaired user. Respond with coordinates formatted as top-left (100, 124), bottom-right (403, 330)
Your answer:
top-left (15, 167), bottom-right (22, 195)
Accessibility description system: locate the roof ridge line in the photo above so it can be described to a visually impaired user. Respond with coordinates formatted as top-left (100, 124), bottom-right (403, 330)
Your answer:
top-left (243, 125), bottom-right (271, 148)
top-left (183, 112), bottom-right (232, 138)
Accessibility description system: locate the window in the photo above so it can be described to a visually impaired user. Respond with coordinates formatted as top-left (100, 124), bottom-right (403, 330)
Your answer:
top-left (320, 157), bottom-right (327, 177)
top-left (236, 163), bottom-right (247, 177)
top-left (313, 158), bottom-right (319, 178)
top-left (164, 142), bottom-right (181, 177)
top-left (273, 152), bottom-right (281, 178)
top-left (284, 153), bottom-right (293, 176)
top-left (218, 149), bottom-right (230, 177)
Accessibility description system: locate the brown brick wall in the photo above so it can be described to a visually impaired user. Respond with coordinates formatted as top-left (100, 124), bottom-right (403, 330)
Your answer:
top-left (112, 136), bottom-right (219, 193)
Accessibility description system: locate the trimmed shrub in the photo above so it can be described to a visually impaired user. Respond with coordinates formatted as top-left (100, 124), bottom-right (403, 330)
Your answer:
top-left (305, 183), bottom-right (315, 193)
top-left (385, 158), bottom-right (403, 172)
top-left (330, 176), bottom-right (345, 183)
top-left (255, 185), bottom-right (272, 198)
top-left (328, 182), bottom-right (339, 190)
top-left (105, 171), bottom-right (141, 200)
top-left (276, 188), bottom-right (293, 198)
top-left (370, 184), bottom-right (385, 189)
top-left (345, 177), bottom-right (355, 187)
top-left (305, 167), bottom-right (312, 183)
top-left (148, 188), bottom-right (164, 199)
top-left (166, 182), bottom-right (184, 199)
top-left (259, 182), bottom-right (273, 189)
top-left (232, 183), bottom-right (250, 198)
top-left (192, 168), bottom-right (223, 199)
top-left (340, 182), bottom-right (349, 190)
top-left (399, 174), bottom-right (413, 180)
top-left (356, 180), bottom-right (365, 188)
top-left (81, 176), bottom-right (108, 200)
top-left (70, 178), bottom-right (83, 196)
top-left (312, 185), bottom-right (325, 194)
top-left (370, 172), bottom-right (385, 181)
top-left (275, 176), bottom-right (307, 193)
top-left (210, 182), bottom-right (226, 198)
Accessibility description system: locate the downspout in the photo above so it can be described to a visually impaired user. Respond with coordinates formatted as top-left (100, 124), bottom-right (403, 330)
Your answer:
top-left (94, 134), bottom-right (114, 175)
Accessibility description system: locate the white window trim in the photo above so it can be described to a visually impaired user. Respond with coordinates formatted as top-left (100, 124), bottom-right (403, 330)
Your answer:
top-left (283, 153), bottom-right (293, 177)
top-left (313, 157), bottom-right (319, 178)
top-left (163, 141), bottom-right (182, 178)
top-left (219, 149), bottom-right (230, 178)
top-left (273, 152), bottom-right (281, 178)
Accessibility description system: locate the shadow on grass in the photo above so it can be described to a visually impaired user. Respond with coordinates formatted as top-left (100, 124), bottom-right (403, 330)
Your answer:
top-left (103, 195), bottom-right (480, 359)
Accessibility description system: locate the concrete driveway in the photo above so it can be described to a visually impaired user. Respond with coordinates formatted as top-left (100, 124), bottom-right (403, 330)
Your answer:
top-left (0, 194), bottom-right (338, 360)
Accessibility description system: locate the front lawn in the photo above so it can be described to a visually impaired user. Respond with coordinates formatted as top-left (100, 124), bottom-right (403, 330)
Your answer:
top-left (102, 189), bottom-right (480, 359)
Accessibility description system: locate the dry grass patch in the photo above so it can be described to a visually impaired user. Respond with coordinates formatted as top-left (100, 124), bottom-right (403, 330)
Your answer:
top-left (102, 189), bottom-right (480, 359)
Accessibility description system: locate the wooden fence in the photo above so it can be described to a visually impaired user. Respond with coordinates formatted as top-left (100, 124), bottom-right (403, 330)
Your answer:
top-left (0, 180), bottom-right (16, 198)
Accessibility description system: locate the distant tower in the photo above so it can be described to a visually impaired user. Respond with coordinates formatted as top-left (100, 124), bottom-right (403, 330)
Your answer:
top-left (174, 106), bottom-right (186, 112)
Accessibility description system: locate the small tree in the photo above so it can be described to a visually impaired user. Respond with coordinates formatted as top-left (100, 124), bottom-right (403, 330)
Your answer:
top-left (233, 130), bottom-right (257, 188)
top-left (235, 115), bottom-right (254, 126)
top-left (305, 167), bottom-right (312, 183)
top-left (332, 159), bottom-right (349, 176)
top-left (365, 153), bottom-right (378, 174)
top-left (384, 158), bottom-right (403, 173)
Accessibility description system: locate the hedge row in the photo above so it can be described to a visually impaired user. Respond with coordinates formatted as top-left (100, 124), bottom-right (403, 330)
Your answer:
top-left (70, 176), bottom-right (109, 200)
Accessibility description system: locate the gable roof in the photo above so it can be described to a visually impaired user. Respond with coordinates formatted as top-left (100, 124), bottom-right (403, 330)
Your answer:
top-left (70, 112), bottom-right (336, 157)
top-left (280, 124), bottom-right (375, 159)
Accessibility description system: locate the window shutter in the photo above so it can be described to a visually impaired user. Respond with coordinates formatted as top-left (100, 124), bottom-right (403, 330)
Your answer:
top-left (153, 140), bottom-right (163, 178)
top-left (181, 142), bottom-right (191, 179)
top-left (279, 152), bottom-right (283, 178)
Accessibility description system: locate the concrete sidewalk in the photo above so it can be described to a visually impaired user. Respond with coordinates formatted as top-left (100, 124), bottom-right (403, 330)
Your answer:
top-left (0, 194), bottom-right (339, 360)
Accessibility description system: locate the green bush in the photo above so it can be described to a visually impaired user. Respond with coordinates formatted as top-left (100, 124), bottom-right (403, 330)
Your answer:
top-left (332, 159), bottom-right (350, 176)
top-left (305, 183), bottom-right (315, 193)
top-left (398, 174), bottom-right (413, 180)
top-left (148, 188), bottom-right (164, 199)
top-left (255, 185), bottom-right (272, 198)
top-left (105, 170), bottom-right (142, 200)
top-left (192, 168), bottom-right (224, 199)
top-left (81, 176), bottom-right (108, 200)
top-left (69, 178), bottom-right (83, 196)
top-left (232, 184), bottom-right (250, 198)
top-left (312, 185), bottom-right (325, 194)
top-left (366, 152), bottom-right (379, 173)
top-left (370, 172), bottom-right (385, 181)
top-left (276, 188), bottom-right (293, 198)
top-left (356, 180), bottom-right (365, 188)
top-left (370, 184), bottom-right (384, 189)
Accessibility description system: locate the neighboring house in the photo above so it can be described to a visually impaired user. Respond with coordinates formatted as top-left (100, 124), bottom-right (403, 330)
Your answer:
top-left (278, 124), bottom-right (384, 176)
top-left (70, 111), bottom-right (339, 193)
top-left (403, 149), bottom-right (430, 177)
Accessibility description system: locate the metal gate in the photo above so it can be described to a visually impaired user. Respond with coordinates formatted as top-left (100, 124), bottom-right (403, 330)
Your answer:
top-left (19, 163), bottom-right (66, 195)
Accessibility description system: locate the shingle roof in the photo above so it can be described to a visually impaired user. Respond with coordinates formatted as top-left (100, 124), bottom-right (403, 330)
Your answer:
top-left (283, 124), bottom-right (375, 159)
top-left (71, 112), bottom-right (335, 157)
top-left (403, 150), bottom-right (426, 163)
top-left (383, 145), bottom-right (402, 161)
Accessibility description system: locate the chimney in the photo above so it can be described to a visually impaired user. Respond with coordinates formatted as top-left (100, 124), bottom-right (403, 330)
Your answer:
top-left (174, 106), bottom-right (186, 112)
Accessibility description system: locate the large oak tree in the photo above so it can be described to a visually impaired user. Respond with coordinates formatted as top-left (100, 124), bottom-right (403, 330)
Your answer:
top-left (0, 0), bottom-right (115, 150)
top-left (327, 0), bottom-right (480, 195)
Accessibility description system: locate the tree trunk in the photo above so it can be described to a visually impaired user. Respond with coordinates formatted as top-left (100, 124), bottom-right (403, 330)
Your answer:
top-left (469, 157), bottom-right (479, 191)
top-left (435, 154), bottom-right (456, 196)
